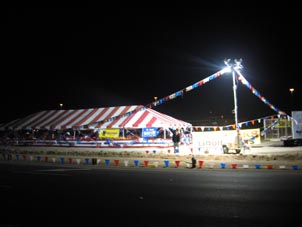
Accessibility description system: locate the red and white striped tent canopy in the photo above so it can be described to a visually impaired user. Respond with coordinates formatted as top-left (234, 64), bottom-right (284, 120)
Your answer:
top-left (0, 105), bottom-right (192, 130)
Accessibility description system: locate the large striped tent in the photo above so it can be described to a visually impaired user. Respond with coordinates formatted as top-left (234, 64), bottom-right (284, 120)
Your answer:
top-left (0, 105), bottom-right (192, 131)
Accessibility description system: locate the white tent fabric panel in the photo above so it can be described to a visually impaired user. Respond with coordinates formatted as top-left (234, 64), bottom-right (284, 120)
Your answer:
top-left (95, 108), bottom-right (191, 129)
top-left (0, 105), bottom-right (192, 130)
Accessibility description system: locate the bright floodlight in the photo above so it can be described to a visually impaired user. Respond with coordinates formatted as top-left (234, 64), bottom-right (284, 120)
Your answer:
top-left (224, 59), bottom-right (231, 66)
top-left (223, 58), bottom-right (243, 73)
top-left (223, 59), bottom-right (232, 73)
top-left (234, 58), bottom-right (243, 70)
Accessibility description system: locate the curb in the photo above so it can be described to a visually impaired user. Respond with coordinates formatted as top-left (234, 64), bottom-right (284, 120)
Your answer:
top-left (7, 154), bottom-right (301, 170)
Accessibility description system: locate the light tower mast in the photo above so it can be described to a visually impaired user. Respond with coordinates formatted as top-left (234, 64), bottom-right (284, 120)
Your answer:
top-left (224, 59), bottom-right (243, 153)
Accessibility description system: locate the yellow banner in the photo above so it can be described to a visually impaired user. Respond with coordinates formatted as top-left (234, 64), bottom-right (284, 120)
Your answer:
top-left (99, 128), bottom-right (120, 139)
top-left (275, 119), bottom-right (291, 128)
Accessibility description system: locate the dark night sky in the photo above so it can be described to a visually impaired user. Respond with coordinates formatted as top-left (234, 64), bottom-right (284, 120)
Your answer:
top-left (1, 8), bottom-right (301, 125)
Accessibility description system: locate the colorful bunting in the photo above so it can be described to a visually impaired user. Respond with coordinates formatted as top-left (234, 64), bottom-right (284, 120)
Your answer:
top-left (80, 64), bottom-right (289, 137)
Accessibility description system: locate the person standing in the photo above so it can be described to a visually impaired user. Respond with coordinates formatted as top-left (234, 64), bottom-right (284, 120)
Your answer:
top-left (172, 128), bottom-right (181, 153)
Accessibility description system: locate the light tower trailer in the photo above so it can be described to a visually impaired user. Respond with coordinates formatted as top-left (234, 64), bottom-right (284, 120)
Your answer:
top-left (222, 134), bottom-right (242, 154)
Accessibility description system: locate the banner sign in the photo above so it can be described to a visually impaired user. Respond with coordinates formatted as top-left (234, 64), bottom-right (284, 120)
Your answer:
top-left (142, 128), bottom-right (158, 138)
top-left (99, 128), bottom-right (120, 139)
top-left (192, 128), bottom-right (261, 153)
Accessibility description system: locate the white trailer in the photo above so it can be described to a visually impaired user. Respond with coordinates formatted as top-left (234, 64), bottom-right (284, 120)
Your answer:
top-left (192, 128), bottom-right (261, 154)
top-left (281, 111), bottom-right (302, 146)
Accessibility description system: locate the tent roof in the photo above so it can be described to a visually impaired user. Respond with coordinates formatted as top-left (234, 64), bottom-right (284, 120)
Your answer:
top-left (0, 105), bottom-right (192, 130)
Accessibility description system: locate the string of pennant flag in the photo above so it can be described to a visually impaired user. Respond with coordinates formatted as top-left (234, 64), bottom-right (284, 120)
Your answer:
top-left (234, 68), bottom-right (288, 117)
top-left (86, 65), bottom-right (289, 137)
top-left (88, 68), bottom-right (228, 128)
top-left (193, 114), bottom-right (280, 132)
